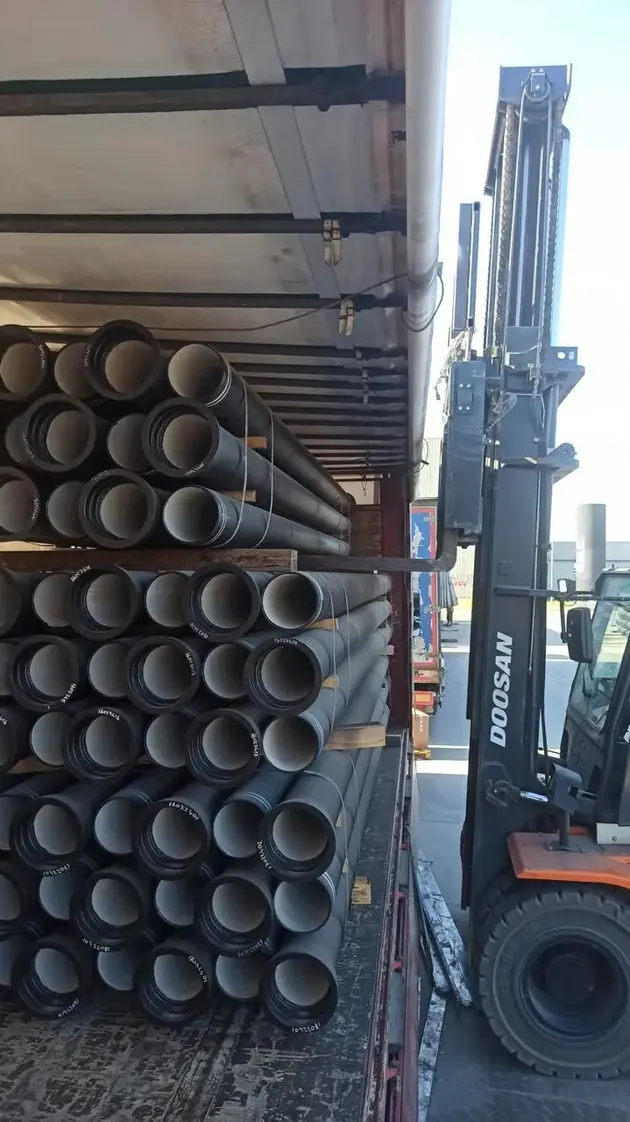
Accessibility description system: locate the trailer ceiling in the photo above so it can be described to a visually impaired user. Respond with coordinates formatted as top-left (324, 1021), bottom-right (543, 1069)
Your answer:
top-left (0, 0), bottom-right (434, 479)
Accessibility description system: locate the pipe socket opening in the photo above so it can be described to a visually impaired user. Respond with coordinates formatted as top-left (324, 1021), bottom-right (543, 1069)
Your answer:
top-left (45, 410), bottom-right (91, 465)
top-left (212, 802), bottom-right (262, 859)
top-left (0, 479), bottom-right (37, 535)
top-left (144, 714), bottom-right (187, 768)
top-left (30, 711), bottom-right (70, 765)
top-left (46, 482), bottom-right (84, 540)
top-left (145, 572), bottom-right (188, 628)
top-left (98, 482), bottom-right (151, 542)
top-left (274, 958), bottom-right (331, 1008)
top-left (271, 809), bottom-right (327, 864)
top-left (107, 415), bottom-right (150, 471)
top-left (203, 645), bottom-right (246, 699)
top-left (90, 877), bottom-right (140, 928)
top-left (211, 882), bottom-right (265, 935)
top-left (97, 946), bottom-right (137, 992)
top-left (0, 873), bottom-right (20, 921)
top-left (0, 344), bottom-right (44, 397)
top-left (200, 574), bottom-right (252, 632)
top-left (33, 574), bottom-right (71, 629)
top-left (162, 487), bottom-right (217, 544)
top-left (260, 647), bottom-right (315, 704)
top-left (0, 643), bottom-right (12, 696)
top-left (104, 341), bottom-right (154, 395)
top-left (168, 345), bottom-right (225, 401)
top-left (33, 805), bottom-right (78, 857)
top-left (274, 881), bottom-right (330, 934)
top-left (94, 798), bottom-right (135, 855)
top-left (53, 343), bottom-right (90, 397)
top-left (155, 879), bottom-right (195, 928)
top-left (29, 643), bottom-right (75, 699)
top-left (201, 716), bottom-right (254, 772)
top-left (150, 807), bottom-right (201, 861)
top-left (39, 868), bottom-right (78, 921)
top-left (83, 714), bottom-right (132, 770)
top-left (84, 573), bottom-right (133, 629)
top-left (34, 947), bottom-right (79, 994)
top-left (263, 574), bottom-right (321, 631)
top-left (141, 644), bottom-right (195, 701)
top-left (88, 643), bottom-right (127, 698)
top-left (263, 717), bottom-right (319, 772)
top-left (161, 414), bottom-right (214, 471)
top-left (215, 954), bottom-right (264, 1001)
top-left (152, 952), bottom-right (204, 1001)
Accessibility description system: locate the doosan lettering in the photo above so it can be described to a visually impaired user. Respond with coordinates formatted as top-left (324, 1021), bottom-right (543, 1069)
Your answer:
top-left (490, 632), bottom-right (512, 747)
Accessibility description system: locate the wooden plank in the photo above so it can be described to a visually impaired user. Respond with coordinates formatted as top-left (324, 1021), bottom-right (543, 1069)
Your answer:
top-left (325, 722), bottom-right (387, 750)
top-left (0, 548), bottom-right (298, 573)
top-left (220, 490), bottom-right (256, 502)
top-left (245, 436), bottom-right (267, 449)
top-left (321, 675), bottom-right (340, 689)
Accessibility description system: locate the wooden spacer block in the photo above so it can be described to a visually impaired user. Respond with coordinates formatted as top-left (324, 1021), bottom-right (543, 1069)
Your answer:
top-left (245, 436), bottom-right (267, 449)
top-left (325, 722), bottom-right (387, 750)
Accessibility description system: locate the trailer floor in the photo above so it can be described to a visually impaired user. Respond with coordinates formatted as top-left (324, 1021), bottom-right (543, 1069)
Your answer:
top-left (0, 739), bottom-right (404, 1122)
top-left (418, 619), bottom-right (630, 1122)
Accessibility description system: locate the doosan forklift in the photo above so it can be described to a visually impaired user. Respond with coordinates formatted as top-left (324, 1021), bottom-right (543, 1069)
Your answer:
top-left (434, 64), bottom-right (630, 1078)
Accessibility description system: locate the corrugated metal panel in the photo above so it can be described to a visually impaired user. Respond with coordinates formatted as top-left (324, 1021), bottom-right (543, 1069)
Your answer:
top-left (452, 545), bottom-right (475, 598)
top-left (415, 436), bottom-right (441, 499)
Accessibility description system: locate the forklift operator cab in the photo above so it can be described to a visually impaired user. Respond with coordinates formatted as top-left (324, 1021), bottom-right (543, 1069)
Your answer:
top-left (563, 570), bottom-right (630, 828)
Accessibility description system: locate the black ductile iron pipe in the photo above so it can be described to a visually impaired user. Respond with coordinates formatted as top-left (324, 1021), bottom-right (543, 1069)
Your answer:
top-left (79, 469), bottom-right (170, 549)
top-left (87, 639), bottom-right (134, 700)
top-left (136, 933), bottom-right (214, 1025)
top-left (11, 777), bottom-right (124, 872)
top-left (64, 704), bottom-right (145, 782)
top-left (0, 704), bottom-right (31, 773)
top-left (154, 857), bottom-right (219, 930)
top-left (201, 633), bottom-right (274, 703)
top-left (261, 637), bottom-right (390, 772)
top-left (0, 917), bottom-right (47, 988)
top-left (0, 326), bottom-right (53, 404)
top-left (32, 572), bottom-right (72, 632)
top-left (134, 780), bottom-right (223, 879)
top-left (273, 748), bottom-right (380, 936)
top-left (142, 399), bottom-right (351, 539)
top-left (257, 751), bottom-right (360, 881)
top-left (45, 480), bottom-right (89, 543)
top-left (215, 944), bottom-right (274, 1002)
top-left (196, 855), bottom-right (274, 956)
top-left (38, 847), bottom-right (106, 922)
top-left (212, 763), bottom-right (295, 860)
top-left (186, 703), bottom-right (268, 788)
top-left (69, 565), bottom-right (154, 640)
top-left (13, 931), bottom-right (94, 1018)
top-left (161, 486), bottom-right (349, 555)
top-left (4, 415), bottom-right (30, 468)
top-left (262, 750), bottom-right (382, 1030)
top-left (245, 599), bottom-right (392, 715)
top-left (20, 394), bottom-right (108, 476)
top-left (167, 344), bottom-right (352, 515)
top-left (93, 768), bottom-right (185, 856)
top-left (0, 468), bottom-right (50, 544)
top-left (0, 570), bottom-right (36, 638)
top-left (144, 570), bottom-right (191, 632)
top-left (71, 861), bottom-right (152, 950)
top-left (262, 572), bottom-right (391, 633)
top-left (96, 921), bottom-right (165, 992)
top-left (0, 857), bottom-right (38, 934)
top-left (0, 772), bottom-right (72, 851)
top-left (143, 700), bottom-right (210, 770)
top-left (28, 700), bottom-right (98, 768)
top-left (7, 634), bottom-right (90, 711)
top-left (106, 414), bottom-right (154, 473)
top-left (53, 341), bottom-right (92, 399)
top-left (125, 634), bottom-right (206, 714)
top-left (85, 320), bottom-right (167, 406)
top-left (185, 564), bottom-right (272, 642)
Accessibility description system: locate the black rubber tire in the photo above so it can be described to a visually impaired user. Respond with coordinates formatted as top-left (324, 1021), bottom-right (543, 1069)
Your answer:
top-left (479, 885), bottom-right (630, 1078)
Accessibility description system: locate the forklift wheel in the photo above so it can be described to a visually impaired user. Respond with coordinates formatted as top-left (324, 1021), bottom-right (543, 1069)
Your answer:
top-left (479, 886), bottom-right (630, 1078)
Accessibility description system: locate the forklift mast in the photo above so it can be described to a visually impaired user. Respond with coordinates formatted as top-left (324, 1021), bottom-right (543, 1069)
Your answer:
top-left (452, 67), bottom-right (585, 913)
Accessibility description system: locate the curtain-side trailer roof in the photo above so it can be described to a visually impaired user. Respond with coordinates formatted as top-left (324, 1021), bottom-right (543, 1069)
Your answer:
top-left (0, 0), bottom-right (448, 485)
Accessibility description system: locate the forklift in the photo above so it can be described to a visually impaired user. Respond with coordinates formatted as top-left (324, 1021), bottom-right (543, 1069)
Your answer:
top-left (439, 65), bottom-right (630, 1078)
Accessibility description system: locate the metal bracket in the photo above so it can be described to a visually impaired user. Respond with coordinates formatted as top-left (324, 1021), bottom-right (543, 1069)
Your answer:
top-left (338, 298), bottom-right (355, 336)
top-left (323, 219), bottom-right (342, 266)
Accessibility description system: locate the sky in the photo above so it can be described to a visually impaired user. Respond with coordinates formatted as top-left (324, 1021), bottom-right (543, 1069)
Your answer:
top-left (425, 0), bottom-right (630, 540)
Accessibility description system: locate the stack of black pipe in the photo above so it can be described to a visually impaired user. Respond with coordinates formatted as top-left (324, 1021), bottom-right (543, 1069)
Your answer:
top-left (0, 321), bottom-right (352, 554)
top-left (0, 561), bottom-right (390, 1027)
